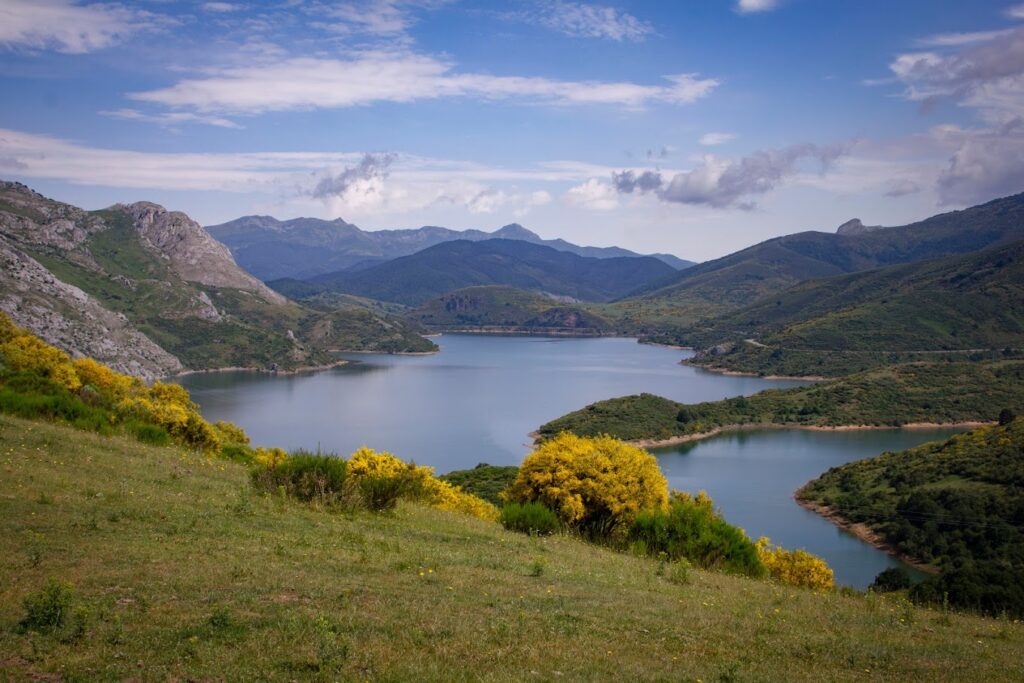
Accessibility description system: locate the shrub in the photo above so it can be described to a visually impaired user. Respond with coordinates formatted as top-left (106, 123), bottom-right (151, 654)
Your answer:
top-left (347, 447), bottom-right (426, 511)
top-left (18, 579), bottom-right (75, 634)
top-left (667, 557), bottom-right (693, 586)
top-left (251, 453), bottom-right (349, 505)
top-left (629, 491), bottom-right (766, 578)
top-left (504, 433), bottom-right (668, 538)
top-left (871, 566), bottom-right (912, 593)
top-left (420, 476), bottom-right (500, 522)
top-left (756, 538), bottom-right (835, 590)
top-left (214, 420), bottom-right (250, 446)
top-left (501, 501), bottom-right (560, 535)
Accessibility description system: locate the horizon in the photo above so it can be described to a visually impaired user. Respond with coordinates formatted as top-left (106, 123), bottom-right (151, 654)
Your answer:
top-left (2, 1), bottom-right (1023, 260)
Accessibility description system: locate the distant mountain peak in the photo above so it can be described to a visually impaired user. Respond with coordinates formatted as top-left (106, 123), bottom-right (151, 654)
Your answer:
top-left (836, 218), bottom-right (883, 236)
top-left (494, 223), bottom-right (540, 240)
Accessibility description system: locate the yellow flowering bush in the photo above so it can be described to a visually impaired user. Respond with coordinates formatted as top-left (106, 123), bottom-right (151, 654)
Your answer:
top-left (72, 358), bottom-right (139, 399)
top-left (421, 477), bottom-right (500, 522)
top-left (756, 537), bottom-right (835, 590)
top-left (504, 432), bottom-right (668, 535)
top-left (1, 334), bottom-right (81, 392)
top-left (213, 421), bottom-right (250, 446)
top-left (253, 447), bottom-right (288, 467)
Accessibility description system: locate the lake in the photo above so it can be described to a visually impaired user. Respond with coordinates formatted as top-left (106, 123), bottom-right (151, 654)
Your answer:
top-left (177, 333), bottom-right (963, 588)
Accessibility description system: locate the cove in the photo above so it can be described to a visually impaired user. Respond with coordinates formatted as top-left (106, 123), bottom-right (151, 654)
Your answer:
top-left (177, 333), bottom-right (960, 588)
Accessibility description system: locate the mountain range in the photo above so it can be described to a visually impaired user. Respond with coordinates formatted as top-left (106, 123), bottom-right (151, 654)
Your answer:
top-left (0, 181), bottom-right (434, 377)
top-left (206, 215), bottom-right (693, 281)
top-left (622, 192), bottom-right (1024, 327)
top-left (270, 239), bottom-right (677, 307)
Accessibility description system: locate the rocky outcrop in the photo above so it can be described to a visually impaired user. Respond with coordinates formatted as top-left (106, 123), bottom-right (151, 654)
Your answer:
top-left (0, 236), bottom-right (182, 379)
top-left (836, 218), bottom-right (884, 236)
top-left (124, 202), bottom-right (286, 304)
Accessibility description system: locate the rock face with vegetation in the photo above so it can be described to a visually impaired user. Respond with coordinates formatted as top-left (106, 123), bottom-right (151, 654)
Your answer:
top-left (0, 181), bottom-right (435, 376)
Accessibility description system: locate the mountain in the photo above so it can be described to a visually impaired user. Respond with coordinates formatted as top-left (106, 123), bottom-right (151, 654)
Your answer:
top-left (0, 181), bottom-right (435, 377)
top-left (408, 285), bottom-right (613, 334)
top-left (684, 238), bottom-right (1024, 377)
top-left (206, 216), bottom-right (693, 281)
top-left (835, 218), bottom-right (883, 236)
top-left (274, 239), bottom-right (677, 306)
top-left (625, 192), bottom-right (1024, 327)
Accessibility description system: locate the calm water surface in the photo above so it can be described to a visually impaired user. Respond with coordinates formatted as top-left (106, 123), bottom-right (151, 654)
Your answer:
top-left (177, 334), bottom-right (963, 588)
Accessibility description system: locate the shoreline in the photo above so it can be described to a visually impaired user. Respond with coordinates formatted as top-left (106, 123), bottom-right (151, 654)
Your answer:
top-left (533, 420), bottom-right (991, 449)
top-left (793, 494), bottom-right (939, 575)
top-left (683, 361), bottom-right (829, 382)
top-left (428, 327), bottom-right (615, 338)
top-left (172, 359), bottom-right (350, 379)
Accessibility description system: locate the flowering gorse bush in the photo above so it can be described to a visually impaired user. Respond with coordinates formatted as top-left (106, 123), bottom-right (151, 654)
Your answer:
top-left (756, 537), bottom-right (835, 590)
top-left (504, 432), bottom-right (668, 536)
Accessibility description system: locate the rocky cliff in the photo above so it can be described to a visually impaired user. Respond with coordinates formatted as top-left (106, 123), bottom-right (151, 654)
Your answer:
top-left (0, 181), bottom-right (435, 377)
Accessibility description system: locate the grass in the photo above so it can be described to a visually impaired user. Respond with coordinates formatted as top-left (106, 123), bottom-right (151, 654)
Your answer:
top-left (1, 414), bottom-right (1023, 680)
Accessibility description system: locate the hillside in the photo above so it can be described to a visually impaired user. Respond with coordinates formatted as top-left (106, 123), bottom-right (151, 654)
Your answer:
top-left (277, 239), bottom-right (676, 307)
top-left (537, 360), bottom-right (1024, 443)
top-left (798, 418), bottom-right (1024, 617)
top-left (2, 415), bottom-right (1021, 680)
top-left (408, 285), bottom-right (614, 334)
top-left (207, 216), bottom-right (692, 281)
top-left (682, 239), bottom-right (1024, 377)
top-left (624, 192), bottom-right (1024, 330)
top-left (0, 182), bottom-right (434, 376)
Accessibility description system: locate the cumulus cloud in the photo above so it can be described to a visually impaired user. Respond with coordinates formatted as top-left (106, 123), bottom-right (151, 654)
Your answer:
top-left (129, 53), bottom-right (719, 113)
top-left (311, 152), bottom-right (397, 212)
top-left (0, 0), bottom-right (165, 53)
top-left (611, 169), bottom-right (663, 193)
top-left (735, 0), bottom-right (779, 15)
top-left (889, 26), bottom-right (1024, 122)
top-left (565, 178), bottom-right (619, 210)
top-left (699, 132), bottom-right (736, 146)
top-left (611, 144), bottom-right (845, 209)
top-left (534, 2), bottom-right (653, 42)
top-left (934, 119), bottom-right (1024, 205)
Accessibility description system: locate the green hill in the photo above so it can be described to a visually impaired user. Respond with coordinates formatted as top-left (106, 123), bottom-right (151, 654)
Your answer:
top-left (2, 414), bottom-right (1022, 680)
top-left (274, 239), bottom-right (676, 307)
top-left (622, 192), bottom-right (1024, 333)
top-left (683, 239), bottom-right (1024, 377)
top-left (537, 360), bottom-right (1024, 443)
top-left (408, 285), bottom-right (614, 334)
top-left (798, 417), bottom-right (1024, 617)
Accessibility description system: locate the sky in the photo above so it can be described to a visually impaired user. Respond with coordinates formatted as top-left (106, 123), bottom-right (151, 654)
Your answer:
top-left (2, 1), bottom-right (1024, 261)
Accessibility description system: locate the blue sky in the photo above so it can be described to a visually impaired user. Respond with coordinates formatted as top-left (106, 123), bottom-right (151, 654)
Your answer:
top-left (2, 0), bottom-right (1023, 261)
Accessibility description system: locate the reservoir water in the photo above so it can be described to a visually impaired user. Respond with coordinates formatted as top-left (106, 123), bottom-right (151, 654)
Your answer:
top-left (177, 334), bottom-right (964, 588)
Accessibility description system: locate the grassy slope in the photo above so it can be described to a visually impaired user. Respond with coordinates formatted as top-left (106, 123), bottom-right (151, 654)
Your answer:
top-left (1, 415), bottom-right (1022, 681)
top-left (538, 361), bottom-right (1024, 442)
top-left (681, 240), bottom-right (1024, 377)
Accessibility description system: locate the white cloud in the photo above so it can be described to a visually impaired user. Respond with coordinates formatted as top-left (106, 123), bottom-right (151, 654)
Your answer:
top-left (100, 108), bottom-right (243, 129)
top-left (129, 53), bottom-right (719, 113)
top-left (0, 128), bottom-right (593, 219)
top-left (915, 29), bottom-right (1012, 47)
top-left (310, 0), bottom-right (416, 37)
top-left (699, 132), bottom-right (736, 146)
top-left (0, 0), bottom-right (163, 54)
top-left (735, 0), bottom-right (779, 15)
top-left (537, 2), bottom-right (653, 42)
top-left (202, 2), bottom-right (245, 12)
top-left (1009, 4), bottom-right (1024, 20)
top-left (564, 179), bottom-right (619, 210)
